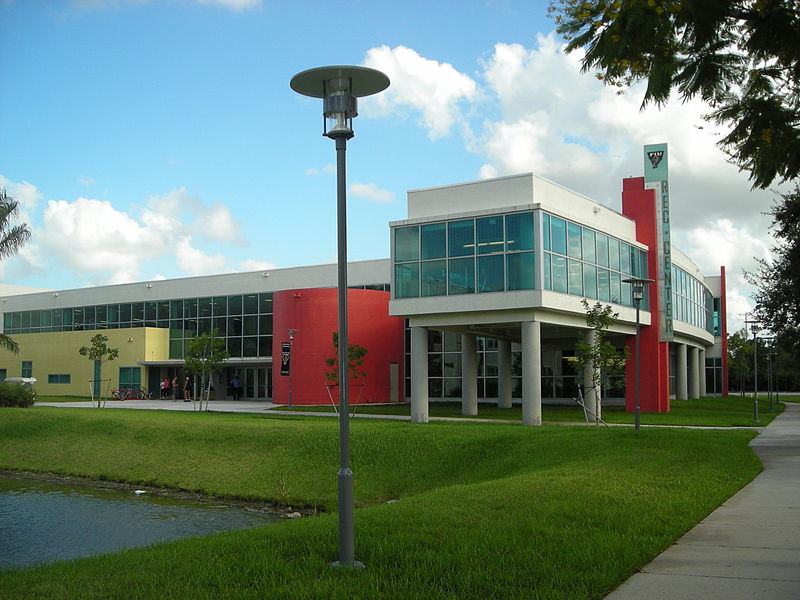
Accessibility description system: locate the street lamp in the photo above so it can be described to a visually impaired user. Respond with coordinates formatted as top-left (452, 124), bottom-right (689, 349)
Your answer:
top-left (290, 65), bottom-right (389, 569)
top-left (287, 329), bottom-right (299, 408)
top-left (744, 318), bottom-right (761, 423)
top-left (623, 277), bottom-right (654, 431)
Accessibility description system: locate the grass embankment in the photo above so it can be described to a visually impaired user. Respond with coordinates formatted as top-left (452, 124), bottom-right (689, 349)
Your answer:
top-left (0, 408), bottom-right (761, 599)
top-left (275, 395), bottom-right (783, 427)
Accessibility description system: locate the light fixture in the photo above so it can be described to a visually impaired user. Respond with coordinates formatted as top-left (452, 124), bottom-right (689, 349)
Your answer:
top-left (145, 283), bottom-right (153, 289)
top-left (291, 65), bottom-right (389, 570)
top-left (623, 277), bottom-right (654, 430)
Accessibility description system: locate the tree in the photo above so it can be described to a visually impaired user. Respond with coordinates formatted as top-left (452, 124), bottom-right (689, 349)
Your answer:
top-left (184, 332), bottom-right (230, 411)
top-left (0, 188), bottom-right (32, 355)
top-left (549, 1), bottom-right (800, 188)
top-left (574, 300), bottom-right (630, 424)
top-left (727, 329), bottom-right (752, 395)
top-left (78, 334), bottom-right (119, 408)
top-left (746, 185), bottom-right (800, 351)
top-left (324, 332), bottom-right (368, 389)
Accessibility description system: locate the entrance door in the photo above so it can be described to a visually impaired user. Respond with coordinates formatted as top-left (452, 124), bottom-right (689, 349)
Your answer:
top-left (238, 367), bottom-right (268, 399)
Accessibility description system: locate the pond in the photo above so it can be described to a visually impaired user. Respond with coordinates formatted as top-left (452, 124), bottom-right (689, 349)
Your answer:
top-left (0, 473), bottom-right (281, 570)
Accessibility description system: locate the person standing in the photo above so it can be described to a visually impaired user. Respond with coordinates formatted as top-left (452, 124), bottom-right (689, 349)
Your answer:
top-left (171, 375), bottom-right (178, 402)
top-left (230, 375), bottom-right (242, 401)
top-left (183, 376), bottom-right (192, 402)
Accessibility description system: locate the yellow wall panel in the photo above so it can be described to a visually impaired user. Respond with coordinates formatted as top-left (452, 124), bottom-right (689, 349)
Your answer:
top-left (0, 328), bottom-right (169, 397)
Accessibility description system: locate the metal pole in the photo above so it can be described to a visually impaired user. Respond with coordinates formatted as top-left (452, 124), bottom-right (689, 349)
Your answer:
top-left (767, 346), bottom-right (773, 412)
top-left (333, 133), bottom-right (357, 568)
top-left (753, 332), bottom-right (759, 423)
top-left (634, 298), bottom-right (641, 430)
top-left (289, 335), bottom-right (294, 408)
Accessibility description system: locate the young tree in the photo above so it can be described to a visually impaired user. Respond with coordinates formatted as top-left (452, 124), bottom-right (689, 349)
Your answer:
top-left (0, 189), bottom-right (32, 355)
top-left (184, 332), bottom-right (230, 411)
top-left (324, 332), bottom-right (368, 390)
top-left (78, 334), bottom-right (120, 408)
top-left (550, 1), bottom-right (800, 188)
top-left (574, 300), bottom-right (630, 425)
top-left (747, 185), bottom-right (800, 352)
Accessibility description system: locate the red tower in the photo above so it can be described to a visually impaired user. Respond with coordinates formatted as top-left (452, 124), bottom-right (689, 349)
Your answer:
top-left (622, 177), bottom-right (671, 412)
top-left (271, 288), bottom-right (405, 405)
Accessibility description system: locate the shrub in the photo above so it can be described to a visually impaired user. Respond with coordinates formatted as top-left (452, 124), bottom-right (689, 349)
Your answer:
top-left (0, 382), bottom-right (36, 407)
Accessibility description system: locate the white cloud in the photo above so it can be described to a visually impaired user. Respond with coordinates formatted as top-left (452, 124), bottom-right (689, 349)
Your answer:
top-left (238, 259), bottom-right (277, 272)
top-left (349, 182), bottom-right (395, 203)
top-left (197, 0), bottom-right (261, 10)
top-left (175, 237), bottom-right (227, 275)
top-left (362, 45), bottom-right (477, 139)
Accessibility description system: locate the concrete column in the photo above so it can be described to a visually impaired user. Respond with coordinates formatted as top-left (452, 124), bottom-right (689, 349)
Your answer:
top-left (676, 343), bottom-right (688, 400)
top-left (461, 334), bottom-right (478, 416)
top-left (521, 320), bottom-right (542, 426)
top-left (410, 326), bottom-right (429, 423)
top-left (498, 339), bottom-right (513, 409)
top-left (689, 346), bottom-right (701, 399)
top-left (582, 329), bottom-right (599, 421)
top-left (699, 348), bottom-right (707, 398)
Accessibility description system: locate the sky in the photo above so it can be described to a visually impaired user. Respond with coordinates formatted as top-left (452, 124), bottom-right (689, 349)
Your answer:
top-left (0, 0), bottom-right (785, 332)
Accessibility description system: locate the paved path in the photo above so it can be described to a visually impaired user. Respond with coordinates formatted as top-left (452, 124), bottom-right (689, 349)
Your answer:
top-left (604, 403), bottom-right (800, 599)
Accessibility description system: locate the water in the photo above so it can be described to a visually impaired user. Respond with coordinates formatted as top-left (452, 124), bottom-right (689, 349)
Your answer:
top-left (0, 474), bottom-right (280, 570)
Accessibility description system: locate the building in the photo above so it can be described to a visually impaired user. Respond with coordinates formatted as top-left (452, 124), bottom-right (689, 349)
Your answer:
top-left (0, 146), bottom-right (728, 421)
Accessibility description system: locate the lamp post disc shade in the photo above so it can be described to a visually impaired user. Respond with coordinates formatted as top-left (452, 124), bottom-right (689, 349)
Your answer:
top-left (290, 66), bottom-right (390, 98)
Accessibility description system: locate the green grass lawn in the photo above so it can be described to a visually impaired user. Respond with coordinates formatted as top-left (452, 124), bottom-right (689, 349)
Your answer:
top-left (273, 395), bottom-right (784, 427)
top-left (35, 395), bottom-right (97, 403)
top-left (0, 407), bottom-right (762, 599)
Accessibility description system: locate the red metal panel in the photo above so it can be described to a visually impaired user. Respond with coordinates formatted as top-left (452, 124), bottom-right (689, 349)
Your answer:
top-left (271, 288), bottom-right (404, 405)
top-left (622, 177), bottom-right (671, 412)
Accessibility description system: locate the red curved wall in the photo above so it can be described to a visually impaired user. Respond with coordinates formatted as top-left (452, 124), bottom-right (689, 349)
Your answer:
top-left (272, 288), bottom-right (404, 405)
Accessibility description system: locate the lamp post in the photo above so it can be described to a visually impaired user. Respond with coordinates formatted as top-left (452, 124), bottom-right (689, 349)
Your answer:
top-left (287, 328), bottom-right (298, 408)
top-left (744, 318), bottom-right (761, 423)
top-left (290, 65), bottom-right (389, 569)
top-left (623, 277), bottom-right (654, 431)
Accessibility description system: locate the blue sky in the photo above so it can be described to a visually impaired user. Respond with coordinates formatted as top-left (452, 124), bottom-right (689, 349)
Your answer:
top-left (0, 0), bottom-right (782, 330)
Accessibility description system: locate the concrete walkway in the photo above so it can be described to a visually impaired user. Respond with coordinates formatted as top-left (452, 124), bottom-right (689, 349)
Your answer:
top-left (604, 402), bottom-right (800, 599)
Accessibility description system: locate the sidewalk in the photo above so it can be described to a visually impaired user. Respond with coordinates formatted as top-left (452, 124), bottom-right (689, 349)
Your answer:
top-left (604, 402), bottom-right (800, 599)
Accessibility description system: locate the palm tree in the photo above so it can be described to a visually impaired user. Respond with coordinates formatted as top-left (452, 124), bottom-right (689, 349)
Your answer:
top-left (0, 188), bottom-right (32, 355)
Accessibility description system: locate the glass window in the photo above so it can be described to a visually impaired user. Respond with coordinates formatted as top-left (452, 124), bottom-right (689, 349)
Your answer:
top-left (3, 314), bottom-right (11, 330)
top-left (568, 259), bottom-right (583, 295)
top-left (259, 315), bottom-right (273, 335)
top-left (610, 271), bottom-right (622, 304)
top-left (259, 293), bottom-right (273, 314)
top-left (608, 238), bottom-right (620, 271)
top-left (169, 300), bottom-right (182, 320)
top-left (443, 332), bottom-right (461, 352)
top-left (259, 336), bottom-right (272, 357)
top-left (227, 316), bottom-right (243, 336)
top-left (443, 352), bottom-right (462, 377)
top-left (421, 260), bottom-right (447, 297)
top-left (228, 337), bottom-right (242, 358)
top-left (551, 255), bottom-right (567, 293)
top-left (119, 367), bottom-right (141, 388)
top-left (476, 216), bottom-right (504, 254)
top-left (394, 226), bottom-right (419, 261)
top-left (212, 317), bottom-right (227, 337)
top-left (31, 311), bottom-right (41, 328)
top-left (448, 220), bottom-right (474, 257)
top-left (62, 308), bottom-right (73, 327)
top-left (227, 295), bottom-right (242, 316)
top-left (22, 361), bottom-right (32, 378)
top-left (169, 339), bottom-right (183, 359)
top-left (581, 228), bottom-right (596, 264)
top-left (448, 257), bottom-right (475, 294)
top-left (620, 243), bottom-right (631, 274)
top-left (243, 294), bottom-right (259, 314)
top-left (48, 374), bottom-right (71, 384)
top-left (596, 234), bottom-right (609, 267)
top-left (144, 302), bottom-right (157, 321)
top-left (242, 337), bottom-right (258, 357)
top-left (198, 318), bottom-right (213, 335)
top-left (198, 297), bottom-right (212, 318)
top-left (542, 213), bottom-right (551, 251)
top-left (421, 223), bottom-right (446, 259)
top-left (118, 304), bottom-right (131, 324)
top-left (131, 303), bottom-right (144, 324)
top-left (543, 253), bottom-right (551, 290)
top-left (630, 247), bottom-right (640, 277)
top-left (598, 268), bottom-right (610, 301)
top-left (583, 264), bottom-right (597, 299)
top-left (506, 212), bottom-right (534, 251)
top-left (567, 222), bottom-right (582, 259)
top-left (477, 254), bottom-right (504, 292)
top-left (550, 216), bottom-right (567, 255)
top-left (394, 263), bottom-right (420, 298)
top-left (505, 252), bottom-right (533, 290)
top-left (243, 315), bottom-right (258, 336)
